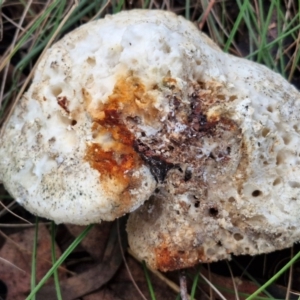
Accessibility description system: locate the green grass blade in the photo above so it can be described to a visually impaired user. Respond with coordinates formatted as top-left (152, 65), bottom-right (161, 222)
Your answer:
top-left (4, 1), bottom-right (59, 64)
top-left (246, 21), bottom-right (300, 60)
top-left (113, 0), bottom-right (125, 13)
top-left (26, 224), bottom-right (93, 300)
top-left (185, 0), bottom-right (190, 20)
top-left (51, 222), bottom-right (62, 300)
top-left (256, 0), bottom-right (276, 67)
top-left (246, 250), bottom-right (300, 300)
top-left (143, 0), bottom-right (150, 9)
top-left (142, 261), bottom-right (156, 300)
top-left (63, 0), bottom-right (103, 29)
top-left (233, 259), bottom-right (273, 298)
top-left (189, 270), bottom-right (199, 300)
top-left (224, 0), bottom-right (250, 52)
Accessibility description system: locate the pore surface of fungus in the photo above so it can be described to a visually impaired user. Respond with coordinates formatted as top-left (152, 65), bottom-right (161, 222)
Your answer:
top-left (1, 10), bottom-right (300, 271)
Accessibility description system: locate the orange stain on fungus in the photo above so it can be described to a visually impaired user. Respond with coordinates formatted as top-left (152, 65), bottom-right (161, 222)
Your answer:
top-left (154, 242), bottom-right (206, 271)
top-left (84, 75), bottom-right (159, 188)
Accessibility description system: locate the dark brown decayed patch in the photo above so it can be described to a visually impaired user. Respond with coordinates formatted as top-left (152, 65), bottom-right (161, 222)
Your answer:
top-left (127, 79), bottom-right (245, 271)
top-left (133, 141), bottom-right (175, 182)
top-left (57, 96), bottom-right (70, 113)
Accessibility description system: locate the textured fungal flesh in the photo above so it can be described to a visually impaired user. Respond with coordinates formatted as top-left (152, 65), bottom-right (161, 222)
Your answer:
top-left (1, 10), bottom-right (300, 270)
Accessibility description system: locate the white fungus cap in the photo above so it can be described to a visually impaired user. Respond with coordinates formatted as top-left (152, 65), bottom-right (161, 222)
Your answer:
top-left (1, 10), bottom-right (300, 270)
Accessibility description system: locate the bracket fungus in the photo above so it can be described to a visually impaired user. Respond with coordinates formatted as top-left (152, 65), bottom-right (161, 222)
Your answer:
top-left (1, 10), bottom-right (300, 271)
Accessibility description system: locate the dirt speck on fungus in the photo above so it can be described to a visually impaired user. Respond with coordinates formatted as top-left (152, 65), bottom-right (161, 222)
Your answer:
top-left (57, 96), bottom-right (70, 113)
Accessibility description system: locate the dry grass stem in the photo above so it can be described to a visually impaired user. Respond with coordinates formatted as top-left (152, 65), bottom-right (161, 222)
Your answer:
top-left (0, 0), bottom-right (33, 107)
top-left (0, 256), bottom-right (26, 273)
top-left (0, 200), bottom-right (16, 217)
top-left (199, 272), bottom-right (226, 300)
top-left (199, 0), bottom-right (216, 30)
top-left (226, 260), bottom-right (240, 300)
top-left (285, 246), bottom-right (293, 300)
top-left (117, 220), bottom-right (148, 300)
top-left (91, 0), bottom-right (111, 21)
top-left (0, 201), bottom-right (32, 224)
top-left (0, 1), bottom-right (78, 139)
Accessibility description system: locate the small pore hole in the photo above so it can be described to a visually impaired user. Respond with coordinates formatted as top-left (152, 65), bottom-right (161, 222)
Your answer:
top-left (48, 137), bottom-right (56, 143)
top-left (228, 197), bottom-right (235, 203)
top-left (273, 178), bottom-right (281, 186)
top-left (71, 120), bottom-right (77, 126)
top-left (208, 207), bottom-right (218, 217)
top-left (276, 152), bottom-right (285, 165)
top-left (162, 43), bottom-right (171, 54)
top-left (206, 248), bottom-right (216, 256)
top-left (252, 190), bottom-right (262, 197)
top-left (293, 124), bottom-right (300, 134)
top-left (233, 233), bottom-right (244, 241)
top-left (86, 57), bottom-right (96, 66)
top-left (50, 85), bottom-right (62, 97)
top-left (283, 135), bottom-right (291, 145)
top-left (288, 181), bottom-right (300, 188)
top-left (184, 168), bottom-right (192, 181)
top-left (194, 201), bottom-right (200, 208)
top-left (267, 105), bottom-right (274, 112)
top-left (262, 128), bottom-right (270, 137)
top-left (126, 116), bottom-right (141, 124)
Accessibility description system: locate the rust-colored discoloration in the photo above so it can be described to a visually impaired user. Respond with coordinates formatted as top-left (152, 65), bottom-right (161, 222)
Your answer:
top-left (84, 143), bottom-right (136, 187)
top-left (87, 75), bottom-right (160, 125)
top-left (83, 75), bottom-right (159, 193)
top-left (154, 241), bottom-right (206, 271)
top-left (162, 77), bottom-right (177, 89)
top-left (155, 244), bottom-right (177, 271)
top-left (57, 96), bottom-right (70, 113)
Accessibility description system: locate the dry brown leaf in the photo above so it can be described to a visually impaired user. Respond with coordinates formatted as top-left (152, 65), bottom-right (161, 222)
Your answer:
top-left (66, 222), bottom-right (113, 261)
top-left (111, 256), bottom-right (177, 300)
top-left (37, 220), bottom-right (125, 300)
top-left (83, 289), bottom-right (123, 300)
top-left (0, 224), bottom-right (64, 300)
